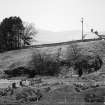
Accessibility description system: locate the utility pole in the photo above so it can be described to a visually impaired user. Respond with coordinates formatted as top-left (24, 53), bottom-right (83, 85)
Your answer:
top-left (81, 17), bottom-right (84, 40)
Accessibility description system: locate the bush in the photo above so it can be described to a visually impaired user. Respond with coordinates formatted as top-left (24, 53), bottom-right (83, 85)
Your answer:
top-left (74, 55), bottom-right (103, 77)
top-left (84, 93), bottom-right (104, 103)
top-left (4, 53), bottom-right (61, 78)
top-left (66, 43), bottom-right (103, 77)
top-left (4, 66), bottom-right (35, 78)
top-left (30, 53), bottom-right (60, 77)
top-left (15, 88), bottom-right (42, 102)
top-left (66, 44), bottom-right (82, 63)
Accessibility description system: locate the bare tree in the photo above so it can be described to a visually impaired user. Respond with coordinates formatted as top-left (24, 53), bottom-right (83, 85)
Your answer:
top-left (67, 43), bottom-right (81, 61)
top-left (23, 22), bottom-right (38, 45)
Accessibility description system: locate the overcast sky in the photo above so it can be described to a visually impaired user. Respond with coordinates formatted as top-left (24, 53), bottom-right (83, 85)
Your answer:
top-left (0, 0), bottom-right (105, 32)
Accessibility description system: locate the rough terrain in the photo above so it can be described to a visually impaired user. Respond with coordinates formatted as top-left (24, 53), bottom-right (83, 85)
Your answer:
top-left (0, 39), bottom-right (105, 105)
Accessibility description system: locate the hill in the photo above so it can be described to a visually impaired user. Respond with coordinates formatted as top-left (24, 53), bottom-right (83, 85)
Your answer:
top-left (0, 39), bottom-right (105, 78)
top-left (0, 39), bottom-right (105, 105)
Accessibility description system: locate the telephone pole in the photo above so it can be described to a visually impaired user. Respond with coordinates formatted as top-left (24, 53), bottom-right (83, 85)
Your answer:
top-left (81, 17), bottom-right (84, 40)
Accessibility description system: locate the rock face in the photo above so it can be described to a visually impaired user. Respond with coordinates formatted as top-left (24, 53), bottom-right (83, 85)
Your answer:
top-left (74, 55), bottom-right (103, 77)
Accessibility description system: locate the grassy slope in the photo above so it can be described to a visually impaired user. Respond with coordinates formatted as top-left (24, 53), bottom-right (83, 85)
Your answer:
top-left (0, 40), bottom-right (105, 105)
top-left (0, 40), bottom-right (105, 73)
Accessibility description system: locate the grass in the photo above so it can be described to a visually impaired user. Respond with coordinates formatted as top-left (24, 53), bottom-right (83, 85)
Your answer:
top-left (0, 40), bottom-right (104, 73)
top-left (36, 85), bottom-right (105, 105)
top-left (0, 78), bottom-right (104, 105)
top-left (0, 40), bottom-right (105, 104)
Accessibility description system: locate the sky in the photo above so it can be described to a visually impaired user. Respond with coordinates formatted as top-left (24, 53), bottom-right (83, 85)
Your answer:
top-left (0, 0), bottom-right (105, 43)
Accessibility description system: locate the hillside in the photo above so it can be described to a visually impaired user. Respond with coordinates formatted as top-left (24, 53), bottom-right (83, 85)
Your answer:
top-left (0, 39), bottom-right (105, 105)
top-left (0, 39), bottom-right (105, 76)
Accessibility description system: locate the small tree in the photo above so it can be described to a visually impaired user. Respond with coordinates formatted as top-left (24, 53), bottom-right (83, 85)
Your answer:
top-left (30, 52), bottom-right (60, 76)
top-left (66, 43), bottom-right (103, 77)
top-left (67, 43), bottom-right (82, 62)
top-left (23, 22), bottom-right (37, 46)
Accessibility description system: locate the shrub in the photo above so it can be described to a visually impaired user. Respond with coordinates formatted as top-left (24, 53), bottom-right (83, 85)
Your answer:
top-left (84, 93), bottom-right (104, 103)
top-left (74, 55), bottom-right (103, 77)
top-left (4, 66), bottom-right (34, 78)
top-left (15, 88), bottom-right (42, 102)
top-left (4, 52), bottom-right (60, 77)
top-left (66, 43), bottom-right (82, 63)
top-left (30, 53), bottom-right (60, 76)
top-left (66, 43), bottom-right (103, 77)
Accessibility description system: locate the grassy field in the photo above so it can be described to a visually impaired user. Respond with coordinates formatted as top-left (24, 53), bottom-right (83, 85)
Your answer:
top-left (0, 83), bottom-right (104, 105)
top-left (0, 39), bottom-right (105, 105)
top-left (0, 39), bottom-right (105, 73)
